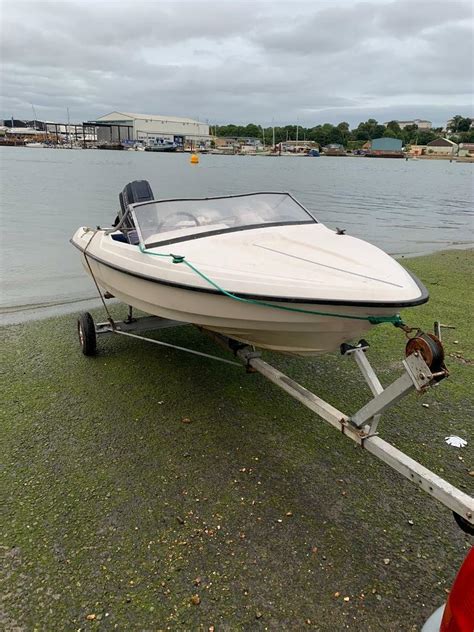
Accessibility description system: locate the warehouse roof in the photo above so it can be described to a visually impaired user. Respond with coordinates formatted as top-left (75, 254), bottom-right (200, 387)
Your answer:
top-left (426, 137), bottom-right (457, 147)
top-left (96, 111), bottom-right (204, 125)
top-left (371, 137), bottom-right (403, 151)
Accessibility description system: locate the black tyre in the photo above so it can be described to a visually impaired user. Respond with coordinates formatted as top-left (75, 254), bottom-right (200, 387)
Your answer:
top-left (77, 312), bottom-right (97, 356)
top-left (453, 511), bottom-right (474, 535)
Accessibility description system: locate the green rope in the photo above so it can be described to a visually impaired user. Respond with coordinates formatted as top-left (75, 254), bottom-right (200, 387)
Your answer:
top-left (138, 244), bottom-right (404, 326)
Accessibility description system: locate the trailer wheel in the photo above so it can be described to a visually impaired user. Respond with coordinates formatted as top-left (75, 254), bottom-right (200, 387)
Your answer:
top-left (453, 511), bottom-right (474, 535)
top-left (77, 312), bottom-right (97, 356)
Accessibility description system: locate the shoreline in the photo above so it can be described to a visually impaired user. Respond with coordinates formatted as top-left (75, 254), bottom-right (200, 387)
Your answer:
top-left (1, 144), bottom-right (473, 160)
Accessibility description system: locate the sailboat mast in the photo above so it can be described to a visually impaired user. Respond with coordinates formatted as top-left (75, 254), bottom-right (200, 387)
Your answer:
top-left (67, 107), bottom-right (72, 148)
top-left (31, 104), bottom-right (37, 130)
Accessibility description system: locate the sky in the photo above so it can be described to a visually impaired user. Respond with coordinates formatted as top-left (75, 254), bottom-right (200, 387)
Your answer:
top-left (1, 0), bottom-right (473, 128)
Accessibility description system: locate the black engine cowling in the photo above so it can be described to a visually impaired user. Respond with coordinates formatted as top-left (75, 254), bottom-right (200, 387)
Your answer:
top-left (113, 180), bottom-right (155, 231)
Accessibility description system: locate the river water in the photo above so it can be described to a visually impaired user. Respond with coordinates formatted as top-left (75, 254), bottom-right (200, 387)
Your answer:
top-left (1, 146), bottom-right (472, 323)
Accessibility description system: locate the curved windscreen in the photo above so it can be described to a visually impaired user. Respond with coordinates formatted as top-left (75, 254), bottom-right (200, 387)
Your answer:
top-left (130, 192), bottom-right (316, 247)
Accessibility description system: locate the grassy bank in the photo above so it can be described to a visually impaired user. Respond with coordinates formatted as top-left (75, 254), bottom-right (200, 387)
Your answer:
top-left (1, 250), bottom-right (473, 631)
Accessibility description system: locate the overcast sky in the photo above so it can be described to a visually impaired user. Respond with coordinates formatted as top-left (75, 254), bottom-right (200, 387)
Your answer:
top-left (1, 0), bottom-right (473, 127)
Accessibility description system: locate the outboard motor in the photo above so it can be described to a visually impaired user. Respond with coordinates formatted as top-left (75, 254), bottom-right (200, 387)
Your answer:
top-left (114, 180), bottom-right (154, 229)
top-left (113, 180), bottom-right (154, 243)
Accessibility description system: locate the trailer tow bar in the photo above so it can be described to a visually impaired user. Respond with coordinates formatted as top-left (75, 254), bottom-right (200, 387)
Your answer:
top-left (234, 339), bottom-right (473, 535)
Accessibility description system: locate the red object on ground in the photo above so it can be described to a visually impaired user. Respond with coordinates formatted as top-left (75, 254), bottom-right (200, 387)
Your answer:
top-left (440, 546), bottom-right (474, 632)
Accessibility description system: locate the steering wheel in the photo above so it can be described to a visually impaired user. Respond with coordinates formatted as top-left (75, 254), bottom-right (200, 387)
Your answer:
top-left (159, 211), bottom-right (200, 231)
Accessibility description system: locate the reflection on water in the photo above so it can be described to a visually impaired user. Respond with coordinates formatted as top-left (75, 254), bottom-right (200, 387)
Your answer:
top-left (0, 147), bottom-right (472, 317)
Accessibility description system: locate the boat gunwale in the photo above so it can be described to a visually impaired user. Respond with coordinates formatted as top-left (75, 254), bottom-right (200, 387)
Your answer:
top-left (143, 220), bottom-right (315, 249)
top-left (70, 238), bottom-right (430, 309)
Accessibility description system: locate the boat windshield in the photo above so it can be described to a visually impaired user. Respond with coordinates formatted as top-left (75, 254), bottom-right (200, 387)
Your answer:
top-left (130, 192), bottom-right (316, 247)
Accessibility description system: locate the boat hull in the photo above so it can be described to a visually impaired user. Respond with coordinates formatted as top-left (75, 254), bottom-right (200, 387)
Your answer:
top-left (144, 145), bottom-right (178, 152)
top-left (79, 252), bottom-right (392, 356)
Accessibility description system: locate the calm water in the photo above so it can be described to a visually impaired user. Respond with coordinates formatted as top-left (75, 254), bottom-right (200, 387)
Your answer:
top-left (1, 146), bottom-right (473, 322)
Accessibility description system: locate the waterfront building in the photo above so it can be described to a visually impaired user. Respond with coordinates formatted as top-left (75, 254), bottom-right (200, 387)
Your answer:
top-left (366, 137), bottom-right (404, 158)
top-left (2, 118), bottom-right (48, 131)
top-left (425, 138), bottom-right (458, 155)
top-left (1, 118), bottom-right (95, 144)
top-left (86, 111), bottom-right (210, 147)
top-left (215, 136), bottom-right (262, 149)
top-left (384, 119), bottom-right (432, 129)
top-left (408, 144), bottom-right (427, 156)
top-left (458, 143), bottom-right (474, 157)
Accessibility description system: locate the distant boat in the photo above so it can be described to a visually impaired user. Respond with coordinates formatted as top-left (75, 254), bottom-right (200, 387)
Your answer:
top-left (322, 144), bottom-right (346, 156)
top-left (25, 141), bottom-right (46, 148)
top-left (145, 142), bottom-right (178, 153)
top-left (123, 141), bottom-right (145, 151)
top-left (308, 149), bottom-right (320, 157)
top-left (210, 148), bottom-right (235, 155)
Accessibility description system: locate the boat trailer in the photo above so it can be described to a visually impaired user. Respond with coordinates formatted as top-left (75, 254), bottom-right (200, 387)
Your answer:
top-left (77, 308), bottom-right (474, 535)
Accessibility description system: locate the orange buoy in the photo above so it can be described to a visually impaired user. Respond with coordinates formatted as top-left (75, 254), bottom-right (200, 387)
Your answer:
top-left (190, 153), bottom-right (199, 164)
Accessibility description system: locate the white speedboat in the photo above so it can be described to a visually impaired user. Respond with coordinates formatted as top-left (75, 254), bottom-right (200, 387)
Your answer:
top-left (71, 181), bottom-right (428, 356)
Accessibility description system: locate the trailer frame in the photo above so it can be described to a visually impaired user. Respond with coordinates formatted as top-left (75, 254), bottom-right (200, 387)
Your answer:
top-left (76, 308), bottom-right (474, 534)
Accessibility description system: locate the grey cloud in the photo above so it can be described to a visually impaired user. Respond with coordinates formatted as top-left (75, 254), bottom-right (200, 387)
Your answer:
top-left (255, 0), bottom-right (473, 56)
top-left (1, 0), bottom-right (472, 126)
top-left (256, 2), bottom-right (377, 55)
top-left (376, 0), bottom-right (472, 36)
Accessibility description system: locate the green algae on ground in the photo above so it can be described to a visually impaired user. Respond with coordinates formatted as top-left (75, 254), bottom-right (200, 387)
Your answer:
top-left (1, 249), bottom-right (473, 631)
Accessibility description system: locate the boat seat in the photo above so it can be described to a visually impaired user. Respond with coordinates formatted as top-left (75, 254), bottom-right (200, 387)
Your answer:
top-left (111, 230), bottom-right (139, 245)
top-left (127, 230), bottom-right (139, 245)
top-left (111, 233), bottom-right (128, 243)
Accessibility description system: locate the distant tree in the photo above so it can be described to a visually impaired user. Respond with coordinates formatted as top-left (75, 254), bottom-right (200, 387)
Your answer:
top-left (417, 130), bottom-right (437, 145)
top-left (354, 128), bottom-right (370, 141)
top-left (385, 120), bottom-right (402, 133)
top-left (402, 124), bottom-right (419, 144)
top-left (383, 121), bottom-right (403, 139)
top-left (307, 123), bottom-right (340, 146)
top-left (216, 117), bottom-right (459, 147)
top-left (447, 115), bottom-right (472, 133)
top-left (448, 115), bottom-right (462, 132)
top-left (336, 121), bottom-right (350, 144)
top-left (355, 119), bottom-right (385, 140)
top-left (460, 129), bottom-right (474, 142)
top-left (458, 117), bottom-right (472, 132)
top-left (243, 124), bottom-right (261, 138)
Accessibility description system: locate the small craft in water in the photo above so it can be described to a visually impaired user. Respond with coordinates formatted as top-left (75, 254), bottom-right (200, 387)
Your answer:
top-left (144, 142), bottom-right (178, 152)
top-left (25, 141), bottom-right (46, 148)
top-left (71, 181), bottom-right (428, 356)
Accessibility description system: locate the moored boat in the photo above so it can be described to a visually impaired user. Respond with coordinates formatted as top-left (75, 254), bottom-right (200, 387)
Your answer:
top-left (25, 141), bottom-right (47, 148)
top-left (145, 142), bottom-right (178, 152)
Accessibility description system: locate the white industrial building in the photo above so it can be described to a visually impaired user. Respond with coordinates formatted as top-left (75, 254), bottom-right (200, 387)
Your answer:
top-left (88, 111), bottom-right (210, 146)
top-left (384, 119), bottom-right (432, 130)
